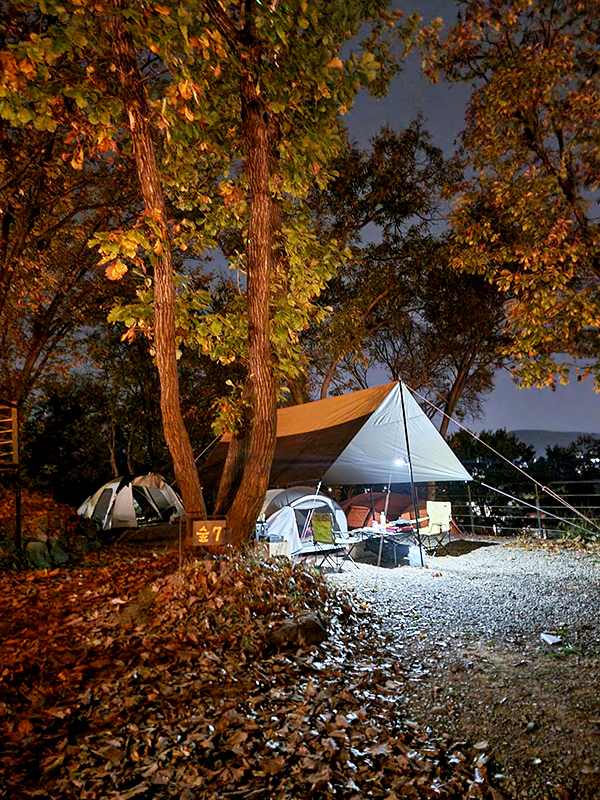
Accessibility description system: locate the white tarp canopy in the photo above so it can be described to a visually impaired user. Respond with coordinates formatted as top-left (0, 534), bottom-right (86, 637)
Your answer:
top-left (319, 381), bottom-right (472, 485)
top-left (78, 473), bottom-right (185, 530)
top-left (205, 381), bottom-right (472, 488)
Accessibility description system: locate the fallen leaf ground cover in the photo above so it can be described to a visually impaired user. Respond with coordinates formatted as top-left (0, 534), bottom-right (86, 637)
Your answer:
top-left (0, 547), bottom-right (499, 800)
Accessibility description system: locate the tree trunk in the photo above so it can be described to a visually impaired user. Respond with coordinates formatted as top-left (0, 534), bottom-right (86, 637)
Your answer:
top-left (287, 372), bottom-right (310, 405)
top-left (320, 356), bottom-right (341, 400)
top-left (224, 68), bottom-right (277, 545)
top-left (214, 383), bottom-right (252, 516)
top-left (110, 7), bottom-right (206, 520)
top-left (108, 420), bottom-right (119, 477)
top-left (438, 357), bottom-right (474, 439)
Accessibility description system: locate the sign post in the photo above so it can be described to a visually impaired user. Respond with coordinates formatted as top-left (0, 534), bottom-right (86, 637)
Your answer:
top-left (188, 517), bottom-right (231, 558)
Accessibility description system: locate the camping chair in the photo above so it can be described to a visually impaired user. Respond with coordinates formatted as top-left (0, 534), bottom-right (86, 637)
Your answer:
top-left (309, 513), bottom-right (356, 572)
top-left (418, 501), bottom-right (452, 555)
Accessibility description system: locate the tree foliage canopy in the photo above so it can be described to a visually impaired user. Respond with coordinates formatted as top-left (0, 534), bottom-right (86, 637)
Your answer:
top-left (421, 0), bottom-right (600, 390)
top-left (306, 122), bottom-right (507, 432)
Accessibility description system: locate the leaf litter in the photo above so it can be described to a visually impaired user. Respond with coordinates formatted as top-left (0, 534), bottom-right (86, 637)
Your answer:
top-left (0, 549), bottom-right (502, 799)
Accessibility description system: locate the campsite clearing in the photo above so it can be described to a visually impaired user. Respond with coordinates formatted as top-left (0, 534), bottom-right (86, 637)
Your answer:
top-left (333, 538), bottom-right (600, 799)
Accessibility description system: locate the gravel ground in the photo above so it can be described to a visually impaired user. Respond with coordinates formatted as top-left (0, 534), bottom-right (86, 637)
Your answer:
top-left (329, 539), bottom-right (600, 799)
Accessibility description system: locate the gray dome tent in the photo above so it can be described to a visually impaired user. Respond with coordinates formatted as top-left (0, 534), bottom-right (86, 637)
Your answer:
top-left (261, 486), bottom-right (347, 534)
top-left (77, 473), bottom-right (185, 530)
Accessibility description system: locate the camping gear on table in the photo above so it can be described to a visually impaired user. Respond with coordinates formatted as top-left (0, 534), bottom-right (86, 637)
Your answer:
top-left (342, 491), bottom-right (427, 529)
top-left (77, 473), bottom-right (185, 530)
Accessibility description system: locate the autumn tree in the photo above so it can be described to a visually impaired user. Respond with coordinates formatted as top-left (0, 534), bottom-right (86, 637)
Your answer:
top-left (2, 0), bottom-right (414, 542)
top-left (304, 122), bottom-right (507, 433)
top-left (370, 266), bottom-right (508, 436)
top-left (421, 0), bottom-right (600, 391)
top-left (307, 122), bottom-right (457, 398)
top-left (0, 0), bottom-right (209, 518)
top-left (138, 1), bottom-right (411, 541)
top-left (0, 116), bottom-right (134, 404)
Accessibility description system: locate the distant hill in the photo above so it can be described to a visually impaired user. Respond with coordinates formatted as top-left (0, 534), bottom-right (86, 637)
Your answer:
top-left (511, 430), bottom-right (600, 458)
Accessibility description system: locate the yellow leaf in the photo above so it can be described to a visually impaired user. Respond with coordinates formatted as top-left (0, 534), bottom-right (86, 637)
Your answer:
top-left (70, 148), bottom-right (84, 170)
top-left (178, 79), bottom-right (193, 100)
top-left (105, 259), bottom-right (128, 281)
top-left (327, 57), bottom-right (344, 70)
top-left (120, 328), bottom-right (136, 344)
top-left (19, 58), bottom-right (36, 79)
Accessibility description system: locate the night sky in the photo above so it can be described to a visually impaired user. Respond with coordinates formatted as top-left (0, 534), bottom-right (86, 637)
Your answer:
top-left (346, 0), bottom-right (600, 435)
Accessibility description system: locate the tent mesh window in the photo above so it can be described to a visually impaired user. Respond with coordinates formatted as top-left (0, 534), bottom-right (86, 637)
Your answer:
top-left (132, 487), bottom-right (162, 525)
top-left (92, 489), bottom-right (113, 527)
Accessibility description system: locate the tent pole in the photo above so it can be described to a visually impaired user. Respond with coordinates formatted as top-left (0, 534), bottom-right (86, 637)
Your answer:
top-left (466, 481), bottom-right (476, 536)
top-left (399, 383), bottom-right (424, 567)
top-left (302, 480), bottom-right (322, 538)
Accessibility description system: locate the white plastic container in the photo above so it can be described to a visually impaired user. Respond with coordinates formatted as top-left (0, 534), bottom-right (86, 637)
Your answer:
top-left (408, 545), bottom-right (427, 568)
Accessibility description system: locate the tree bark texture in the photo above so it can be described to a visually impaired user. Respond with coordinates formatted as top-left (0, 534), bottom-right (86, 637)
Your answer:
top-left (224, 67), bottom-right (278, 545)
top-left (110, 7), bottom-right (206, 520)
top-left (214, 383), bottom-right (252, 516)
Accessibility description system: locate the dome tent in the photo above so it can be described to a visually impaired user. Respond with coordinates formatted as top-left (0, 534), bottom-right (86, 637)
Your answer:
top-left (77, 473), bottom-right (185, 531)
top-left (261, 486), bottom-right (347, 534)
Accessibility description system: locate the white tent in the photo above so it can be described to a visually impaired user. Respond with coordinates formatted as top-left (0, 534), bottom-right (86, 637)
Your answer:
top-left (261, 486), bottom-right (348, 532)
top-left (260, 487), bottom-right (348, 557)
top-left (77, 473), bottom-right (185, 530)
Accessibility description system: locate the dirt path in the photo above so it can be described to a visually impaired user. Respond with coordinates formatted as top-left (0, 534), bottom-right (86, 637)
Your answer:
top-left (332, 540), bottom-right (600, 799)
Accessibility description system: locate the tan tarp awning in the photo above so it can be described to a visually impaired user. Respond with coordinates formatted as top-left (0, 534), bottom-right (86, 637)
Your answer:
top-left (203, 381), bottom-right (472, 489)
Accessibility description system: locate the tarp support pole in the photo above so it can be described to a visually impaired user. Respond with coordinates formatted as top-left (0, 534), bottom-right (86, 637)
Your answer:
top-left (534, 484), bottom-right (544, 539)
top-left (466, 481), bottom-right (476, 536)
top-left (301, 481), bottom-right (322, 538)
top-left (369, 487), bottom-right (376, 525)
top-left (400, 383), bottom-right (424, 567)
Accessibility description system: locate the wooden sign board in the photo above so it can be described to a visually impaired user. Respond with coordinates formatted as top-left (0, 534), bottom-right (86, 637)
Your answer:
top-left (191, 519), bottom-right (230, 547)
top-left (0, 402), bottom-right (18, 467)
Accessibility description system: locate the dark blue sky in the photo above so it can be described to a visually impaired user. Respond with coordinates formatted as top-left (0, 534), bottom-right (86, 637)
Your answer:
top-left (345, 0), bottom-right (600, 434)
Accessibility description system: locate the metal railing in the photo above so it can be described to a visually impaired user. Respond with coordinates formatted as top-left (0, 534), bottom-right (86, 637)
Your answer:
top-left (437, 483), bottom-right (600, 540)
